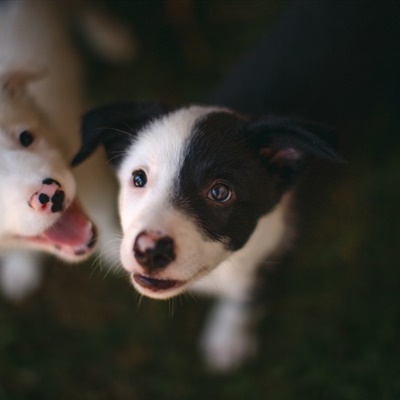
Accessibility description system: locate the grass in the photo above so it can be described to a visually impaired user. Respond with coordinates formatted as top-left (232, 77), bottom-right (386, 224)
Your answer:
top-left (0, 2), bottom-right (399, 399)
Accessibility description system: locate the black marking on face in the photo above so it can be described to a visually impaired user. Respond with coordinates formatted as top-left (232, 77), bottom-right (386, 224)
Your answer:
top-left (42, 178), bottom-right (61, 187)
top-left (173, 111), bottom-right (341, 251)
top-left (174, 112), bottom-right (284, 251)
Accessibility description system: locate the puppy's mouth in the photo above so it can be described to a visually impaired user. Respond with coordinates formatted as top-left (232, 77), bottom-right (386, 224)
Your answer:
top-left (131, 266), bottom-right (211, 298)
top-left (18, 200), bottom-right (97, 260)
top-left (132, 273), bottom-right (183, 292)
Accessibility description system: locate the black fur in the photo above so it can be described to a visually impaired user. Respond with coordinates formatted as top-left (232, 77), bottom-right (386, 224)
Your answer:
top-left (210, 2), bottom-right (400, 131)
top-left (174, 111), bottom-right (341, 250)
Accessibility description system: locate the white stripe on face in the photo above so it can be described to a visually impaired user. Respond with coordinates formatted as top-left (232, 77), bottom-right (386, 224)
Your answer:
top-left (117, 106), bottom-right (212, 234)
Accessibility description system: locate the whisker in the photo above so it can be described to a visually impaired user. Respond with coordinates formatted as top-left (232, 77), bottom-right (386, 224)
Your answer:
top-left (136, 293), bottom-right (144, 311)
top-left (106, 151), bottom-right (126, 165)
top-left (186, 289), bottom-right (197, 303)
top-left (97, 126), bottom-right (133, 138)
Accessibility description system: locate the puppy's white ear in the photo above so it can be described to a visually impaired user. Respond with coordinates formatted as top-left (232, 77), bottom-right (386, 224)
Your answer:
top-left (72, 101), bottom-right (169, 168)
top-left (0, 70), bottom-right (46, 96)
top-left (245, 116), bottom-right (344, 185)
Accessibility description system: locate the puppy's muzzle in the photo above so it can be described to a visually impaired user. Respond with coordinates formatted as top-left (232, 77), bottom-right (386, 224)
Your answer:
top-left (133, 230), bottom-right (175, 272)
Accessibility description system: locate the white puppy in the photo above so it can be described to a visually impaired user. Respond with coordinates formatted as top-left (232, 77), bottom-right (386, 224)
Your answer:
top-left (0, 1), bottom-right (120, 301)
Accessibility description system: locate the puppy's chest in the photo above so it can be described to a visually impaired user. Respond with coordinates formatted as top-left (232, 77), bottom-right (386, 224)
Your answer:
top-left (189, 255), bottom-right (259, 300)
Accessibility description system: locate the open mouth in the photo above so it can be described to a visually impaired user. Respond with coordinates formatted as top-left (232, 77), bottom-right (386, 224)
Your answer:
top-left (20, 200), bottom-right (97, 259)
top-left (132, 273), bottom-right (184, 292)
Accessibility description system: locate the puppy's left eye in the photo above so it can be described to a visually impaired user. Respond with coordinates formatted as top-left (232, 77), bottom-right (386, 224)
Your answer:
top-left (132, 169), bottom-right (147, 188)
top-left (207, 183), bottom-right (233, 203)
top-left (19, 130), bottom-right (34, 147)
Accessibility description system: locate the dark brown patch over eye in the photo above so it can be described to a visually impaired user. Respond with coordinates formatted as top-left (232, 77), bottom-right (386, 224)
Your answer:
top-left (19, 130), bottom-right (34, 147)
top-left (207, 182), bottom-right (233, 203)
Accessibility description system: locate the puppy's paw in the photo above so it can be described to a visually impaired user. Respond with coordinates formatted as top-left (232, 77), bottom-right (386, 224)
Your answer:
top-left (200, 323), bottom-right (258, 372)
top-left (0, 252), bottom-right (42, 302)
top-left (199, 300), bottom-right (258, 372)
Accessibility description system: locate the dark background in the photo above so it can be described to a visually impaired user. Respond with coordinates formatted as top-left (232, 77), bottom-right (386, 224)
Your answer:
top-left (1, 1), bottom-right (399, 399)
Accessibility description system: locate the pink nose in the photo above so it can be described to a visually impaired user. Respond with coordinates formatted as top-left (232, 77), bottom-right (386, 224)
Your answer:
top-left (29, 178), bottom-right (65, 213)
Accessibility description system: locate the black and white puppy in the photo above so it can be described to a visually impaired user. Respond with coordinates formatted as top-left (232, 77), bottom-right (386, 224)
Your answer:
top-left (72, 101), bottom-right (341, 370)
top-left (70, 0), bottom-right (400, 372)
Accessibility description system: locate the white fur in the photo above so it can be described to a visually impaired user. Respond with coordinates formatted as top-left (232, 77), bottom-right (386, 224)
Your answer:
top-left (0, 1), bottom-right (120, 301)
top-left (198, 298), bottom-right (258, 372)
top-left (0, 250), bottom-right (43, 302)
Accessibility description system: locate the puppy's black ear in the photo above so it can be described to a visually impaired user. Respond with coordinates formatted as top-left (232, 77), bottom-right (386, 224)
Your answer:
top-left (244, 116), bottom-right (344, 185)
top-left (71, 101), bottom-right (168, 168)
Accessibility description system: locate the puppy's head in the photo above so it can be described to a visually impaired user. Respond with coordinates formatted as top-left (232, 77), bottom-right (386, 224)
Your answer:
top-left (0, 70), bottom-right (97, 260)
top-left (74, 102), bottom-right (342, 298)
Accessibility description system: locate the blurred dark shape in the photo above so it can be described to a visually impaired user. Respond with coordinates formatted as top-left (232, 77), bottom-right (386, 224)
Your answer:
top-left (210, 1), bottom-right (400, 143)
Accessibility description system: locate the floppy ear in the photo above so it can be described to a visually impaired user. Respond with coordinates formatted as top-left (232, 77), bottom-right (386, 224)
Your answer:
top-left (244, 116), bottom-right (344, 185)
top-left (71, 101), bottom-right (168, 168)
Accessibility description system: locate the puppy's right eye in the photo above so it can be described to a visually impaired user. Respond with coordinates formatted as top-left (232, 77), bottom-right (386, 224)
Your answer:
top-left (19, 130), bottom-right (34, 147)
top-left (132, 169), bottom-right (147, 188)
top-left (207, 182), bottom-right (233, 203)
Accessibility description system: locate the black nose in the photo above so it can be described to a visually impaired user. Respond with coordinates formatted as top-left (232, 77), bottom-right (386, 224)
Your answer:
top-left (133, 231), bottom-right (175, 272)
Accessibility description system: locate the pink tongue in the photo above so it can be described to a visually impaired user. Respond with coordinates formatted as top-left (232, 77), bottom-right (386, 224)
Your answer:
top-left (43, 200), bottom-right (93, 247)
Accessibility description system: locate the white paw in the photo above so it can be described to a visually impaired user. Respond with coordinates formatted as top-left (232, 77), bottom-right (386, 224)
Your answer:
top-left (200, 323), bottom-right (258, 372)
top-left (0, 252), bottom-right (42, 302)
top-left (199, 300), bottom-right (258, 372)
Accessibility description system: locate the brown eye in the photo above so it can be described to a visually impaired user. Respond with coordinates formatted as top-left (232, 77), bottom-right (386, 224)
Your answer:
top-left (132, 169), bottom-right (147, 188)
top-left (207, 183), bottom-right (232, 203)
top-left (19, 130), bottom-right (34, 147)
